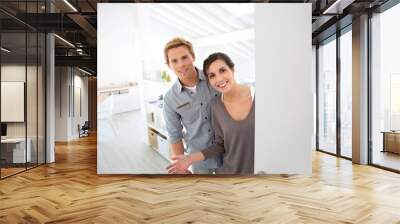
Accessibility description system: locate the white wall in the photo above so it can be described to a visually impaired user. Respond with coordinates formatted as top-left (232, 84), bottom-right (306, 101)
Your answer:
top-left (55, 67), bottom-right (68, 141)
top-left (97, 4), bottom-right (145, 174)
top-left (1, 65), bottom-right (37, 137)
top-left (71, 74), bottom-right (89, 138)
top-left (55, 67), bottom-right (89, 141)
top-left (98, 4), bottom-right (142, 87)
top-left (1, 63), bottom-right (47, 164)
top-left (255, 4), bottom-right (313, 175)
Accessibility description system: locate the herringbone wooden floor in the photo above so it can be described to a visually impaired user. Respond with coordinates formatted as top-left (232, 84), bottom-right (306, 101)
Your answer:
top-left (1, 135), bottom-right (400, 223)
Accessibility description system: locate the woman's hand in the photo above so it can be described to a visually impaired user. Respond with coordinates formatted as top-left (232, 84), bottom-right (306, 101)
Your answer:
top-left (167, 155), bottom-right (193, 174)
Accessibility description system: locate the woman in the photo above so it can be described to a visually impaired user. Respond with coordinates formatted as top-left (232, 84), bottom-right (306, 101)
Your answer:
top-left (166, 52), bottom-right (255, 174)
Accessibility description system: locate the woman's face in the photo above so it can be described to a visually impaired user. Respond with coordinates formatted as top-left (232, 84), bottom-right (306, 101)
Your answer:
top-left (207, 59), bottom-right (235, 94)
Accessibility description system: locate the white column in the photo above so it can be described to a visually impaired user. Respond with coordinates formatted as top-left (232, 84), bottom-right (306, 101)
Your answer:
top-left (352, 14), bottom-right (369, 164)
top-left (46, 32), bottom-right (55, 163)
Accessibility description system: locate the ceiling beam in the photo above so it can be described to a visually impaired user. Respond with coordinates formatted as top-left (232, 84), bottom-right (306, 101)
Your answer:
top-left (67, 13), bottom-right (96, 36)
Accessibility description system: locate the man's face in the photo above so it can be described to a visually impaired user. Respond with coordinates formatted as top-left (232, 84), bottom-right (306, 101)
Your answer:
top-left (167, 45), bottom-right (196, 80)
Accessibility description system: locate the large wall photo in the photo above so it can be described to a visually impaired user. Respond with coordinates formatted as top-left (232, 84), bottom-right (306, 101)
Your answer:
top-left (97, 3), bottom-right (312, 175)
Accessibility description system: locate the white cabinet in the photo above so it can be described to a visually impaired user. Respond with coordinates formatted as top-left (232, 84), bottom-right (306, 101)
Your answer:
top-left (157, 134), bottom-right (170, 161)
top-left (13, 140), bottom-right (32, 163)
top-left (148, 128), bottom-right (158, 150)
top-left (145, 101), bottom-right (167, 136)
top-left (147, 126), bottom-right (170, 161)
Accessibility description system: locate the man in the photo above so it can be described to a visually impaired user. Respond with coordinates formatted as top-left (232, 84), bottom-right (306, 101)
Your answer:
top-left (163, 37), bottom-right (221, 174)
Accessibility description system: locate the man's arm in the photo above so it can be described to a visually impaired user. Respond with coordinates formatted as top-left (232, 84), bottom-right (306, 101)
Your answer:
top-left (163, 96), bottom-right (184, 158)
top-left (166, 103), bottom-right (224, 174)
top-left (170, 139), bottom-right (184, 156)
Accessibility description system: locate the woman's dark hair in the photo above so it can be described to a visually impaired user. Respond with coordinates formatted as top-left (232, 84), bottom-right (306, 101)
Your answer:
top-left (203, 52), bottom-right (235, 77)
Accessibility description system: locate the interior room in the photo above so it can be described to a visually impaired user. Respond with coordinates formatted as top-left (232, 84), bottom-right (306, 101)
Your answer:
top-left (0, 28), bottom-right (46, 178)
top-left (97, 3), bottom-right (255, 174)
top-left (0, 0), bottom-right (400, 223)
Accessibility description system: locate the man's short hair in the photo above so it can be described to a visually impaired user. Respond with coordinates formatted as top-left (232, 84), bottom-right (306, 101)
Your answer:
top-left (164, 37), bottom-right (195, 64)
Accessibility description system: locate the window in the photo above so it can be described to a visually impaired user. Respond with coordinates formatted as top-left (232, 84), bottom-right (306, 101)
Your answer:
top-left (318, 37), bottom-right (337, 155)
top-left (371, 2), bottom-right (400, 171)
top-left (340, 29), bottom-right (352, 158)
top-left (0, 1), bottom-right (46, 179)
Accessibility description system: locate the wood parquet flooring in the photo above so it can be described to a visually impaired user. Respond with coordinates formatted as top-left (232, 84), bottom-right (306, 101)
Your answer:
top-left (1, 135), bottom-right (400, 223)
top-left (1, 167), bottom-right (26, 178)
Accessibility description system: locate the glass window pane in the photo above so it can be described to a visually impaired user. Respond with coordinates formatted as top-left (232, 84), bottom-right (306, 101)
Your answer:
top-left (0, 1), bottom-right (46, 179)
top-left (371, 4), bottom-right (400, 171)
top-left (1, 32), bottom-right (27, 177)
top-left (27, 31), bottom-right (38, 169)
top-left (318, 37), bottom-right (337, 154)
top-left (340, 29), bottom-right (352, 158)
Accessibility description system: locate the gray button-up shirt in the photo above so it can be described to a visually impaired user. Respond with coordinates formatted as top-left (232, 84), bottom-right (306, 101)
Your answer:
top-left (163, 68), bottom-right (221, 170)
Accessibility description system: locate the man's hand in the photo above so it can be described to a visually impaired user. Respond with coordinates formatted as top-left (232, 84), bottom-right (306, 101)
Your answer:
top-left (167, 155), bottom-right (193, 174)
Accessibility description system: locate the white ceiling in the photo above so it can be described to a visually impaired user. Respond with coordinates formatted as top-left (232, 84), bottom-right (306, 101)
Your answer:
top-left (144, 3), bottom-right (255, 60)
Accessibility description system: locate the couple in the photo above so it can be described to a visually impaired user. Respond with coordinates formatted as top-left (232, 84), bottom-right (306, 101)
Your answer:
top-left (162, 37), bottom-right (255, 175)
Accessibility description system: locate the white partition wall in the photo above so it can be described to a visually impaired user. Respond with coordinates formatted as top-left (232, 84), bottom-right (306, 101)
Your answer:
top-left (97, 4), bottom-right (147, 174)
top-left (255, 4), bottom-right (313, 174)
top-left (98, 3), bottom-right (313, 175)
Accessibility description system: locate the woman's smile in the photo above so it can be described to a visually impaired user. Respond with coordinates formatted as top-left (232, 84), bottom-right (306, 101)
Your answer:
top-left (216, 80), bottom-right (229, 90)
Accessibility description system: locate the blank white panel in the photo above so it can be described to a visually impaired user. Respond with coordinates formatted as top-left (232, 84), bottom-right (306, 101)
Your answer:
top-left (255, 4), bottom-right (313, 174)
top-left (1, 82), bottom-right (25, 122)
